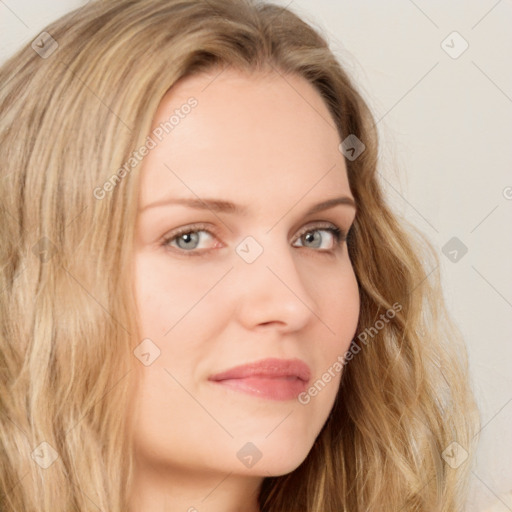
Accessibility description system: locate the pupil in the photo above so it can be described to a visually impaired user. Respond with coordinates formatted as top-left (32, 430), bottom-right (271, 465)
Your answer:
top-left (304, 231), bottom-right (321, 248)
top-left (179, 232), bottom-right (198, 248)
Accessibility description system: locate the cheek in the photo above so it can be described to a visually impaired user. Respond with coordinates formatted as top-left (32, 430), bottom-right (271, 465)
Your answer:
top-left (134, 254), bottom-right (170, 334)
top-left (312, 264), bottom-right (360, 389)
top-left (133, 252), bottom-right (216, 337)
top-left (319, 262), bottom-right (360, 348)
top-left (338, 268), bottom-right (360, 341)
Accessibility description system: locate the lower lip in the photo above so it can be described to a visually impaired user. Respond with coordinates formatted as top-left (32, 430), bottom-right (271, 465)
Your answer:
top-left (210, 376), bottom-right (308, 401)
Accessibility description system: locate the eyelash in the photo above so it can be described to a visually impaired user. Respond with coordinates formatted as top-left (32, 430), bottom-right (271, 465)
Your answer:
top-left (161, 222), bottom-right (349, 257)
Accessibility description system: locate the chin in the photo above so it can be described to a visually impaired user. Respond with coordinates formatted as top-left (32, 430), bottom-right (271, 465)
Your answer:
top-left (230, 435), bottom-right (315, 477)
top-left (242, 453), bottom-right (310, 478)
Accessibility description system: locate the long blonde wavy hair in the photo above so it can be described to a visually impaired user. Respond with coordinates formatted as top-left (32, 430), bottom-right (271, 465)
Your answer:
top-left (0, 0), bottom-right (479, 510)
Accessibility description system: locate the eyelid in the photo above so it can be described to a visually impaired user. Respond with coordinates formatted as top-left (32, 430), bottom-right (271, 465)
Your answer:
top-left (161, 222), bottom-right (221, 251)
top-left (161, 220), bottom-right (350, 256)
top-left (293, 221), bottom-right (346, 241)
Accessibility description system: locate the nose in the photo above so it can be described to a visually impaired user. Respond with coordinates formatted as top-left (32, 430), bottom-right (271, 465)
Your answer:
top-left (232, 237), bottom-right (320, 333)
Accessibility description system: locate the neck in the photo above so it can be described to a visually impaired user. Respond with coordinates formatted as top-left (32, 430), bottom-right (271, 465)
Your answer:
top-left (127, 463), bottom-right (263, 512)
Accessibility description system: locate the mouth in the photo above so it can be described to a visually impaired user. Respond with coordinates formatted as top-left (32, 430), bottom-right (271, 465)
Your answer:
top-left (208, 357), bottom-right (311, 401)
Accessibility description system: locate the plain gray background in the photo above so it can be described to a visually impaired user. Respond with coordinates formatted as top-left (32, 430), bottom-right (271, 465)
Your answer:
top-left (1, 1), bottom-right (511, 510)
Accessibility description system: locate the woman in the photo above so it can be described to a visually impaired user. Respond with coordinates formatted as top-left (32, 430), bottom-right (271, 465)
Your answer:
top-left (0, 0), bottom-right (479, 511)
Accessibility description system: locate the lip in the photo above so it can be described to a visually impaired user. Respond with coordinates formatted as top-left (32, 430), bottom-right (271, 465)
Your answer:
top-left (208, 357), bottom-right (311, 401)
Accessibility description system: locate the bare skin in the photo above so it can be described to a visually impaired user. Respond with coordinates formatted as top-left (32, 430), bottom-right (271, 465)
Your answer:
top-left (128, 68), bottom-right (360, 512)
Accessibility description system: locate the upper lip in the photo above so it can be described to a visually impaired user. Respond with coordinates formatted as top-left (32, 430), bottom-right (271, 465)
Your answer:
top-left (208, 357), bottom-right (311, 383)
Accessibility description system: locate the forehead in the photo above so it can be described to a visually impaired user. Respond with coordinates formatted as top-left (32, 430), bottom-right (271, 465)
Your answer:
top-left (138, 68), bottom-right (351, 208)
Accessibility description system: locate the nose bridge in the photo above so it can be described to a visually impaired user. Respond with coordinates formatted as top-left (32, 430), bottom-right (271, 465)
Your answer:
top-left (232, 232), bottom-right (316, 329)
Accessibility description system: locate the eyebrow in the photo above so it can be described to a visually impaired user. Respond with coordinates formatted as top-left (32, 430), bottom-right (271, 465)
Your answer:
top-left (140, 195), bottom-right (356, 215)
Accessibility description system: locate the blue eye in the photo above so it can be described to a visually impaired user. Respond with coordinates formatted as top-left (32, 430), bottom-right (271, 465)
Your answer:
top-left (293, 226), bottom-right (345, 251)
top-left (163, 227), bottom-right (215, 252)
top-left (161, 223), bottom-right (348, 257)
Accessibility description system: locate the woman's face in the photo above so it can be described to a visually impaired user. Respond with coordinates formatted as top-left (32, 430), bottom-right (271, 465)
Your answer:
top-left (131, 68), bottom-right (359, 480)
